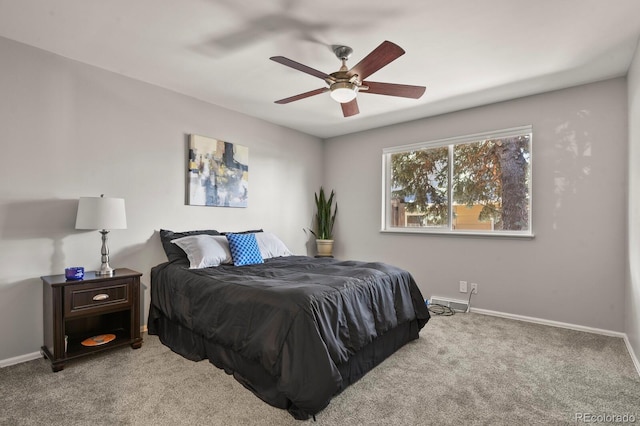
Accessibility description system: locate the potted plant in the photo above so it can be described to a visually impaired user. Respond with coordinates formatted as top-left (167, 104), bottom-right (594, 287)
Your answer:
top-left (310, 187), bottom-right (338, 257)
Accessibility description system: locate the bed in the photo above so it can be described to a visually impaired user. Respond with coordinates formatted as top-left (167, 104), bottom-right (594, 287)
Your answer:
top-left (147, 229), bottom-right (430, 420)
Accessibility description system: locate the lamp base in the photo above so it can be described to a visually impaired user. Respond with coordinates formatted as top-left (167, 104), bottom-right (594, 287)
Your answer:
top-left (96, 268), bottom-right (114, 276)
top-left (97, 229), bottom-right (115, 276)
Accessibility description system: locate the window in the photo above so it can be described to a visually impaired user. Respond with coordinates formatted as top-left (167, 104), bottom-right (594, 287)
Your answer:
top-left (382, 126), bottom-right (532, 236)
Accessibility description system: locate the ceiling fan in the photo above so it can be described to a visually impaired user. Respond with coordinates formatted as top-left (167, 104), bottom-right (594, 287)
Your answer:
top-left (270, 40), bottom-right (426, 117)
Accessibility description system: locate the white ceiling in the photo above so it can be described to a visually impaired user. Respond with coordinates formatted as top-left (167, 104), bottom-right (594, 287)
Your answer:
top-left (1, 0), bottom-right (640, 138)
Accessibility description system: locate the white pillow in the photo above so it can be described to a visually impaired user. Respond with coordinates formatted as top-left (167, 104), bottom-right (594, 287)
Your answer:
top-left (254, 232), bottom-right (292, 259)
top-left (171, 234), bottom-right (232, 269)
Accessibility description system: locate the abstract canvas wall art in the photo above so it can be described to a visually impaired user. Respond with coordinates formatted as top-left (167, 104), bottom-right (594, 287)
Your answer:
top-left (187, 134), bottom-right (248, 207)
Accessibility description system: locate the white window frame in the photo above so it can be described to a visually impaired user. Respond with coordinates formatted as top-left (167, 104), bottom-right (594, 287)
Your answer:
top-left (381, 125), bottom-right (533, 238)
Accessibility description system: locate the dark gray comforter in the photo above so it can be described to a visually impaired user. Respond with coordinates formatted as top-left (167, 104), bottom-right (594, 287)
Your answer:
top-left (148, 255), bottom-right (429, 418)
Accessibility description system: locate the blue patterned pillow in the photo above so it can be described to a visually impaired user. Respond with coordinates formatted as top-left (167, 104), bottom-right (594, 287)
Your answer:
top-left (226, 233), bottom-right (264, 266)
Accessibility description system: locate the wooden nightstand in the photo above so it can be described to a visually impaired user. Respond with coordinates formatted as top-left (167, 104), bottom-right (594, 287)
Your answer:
top-left (41, 268), bottom-right (143, 372)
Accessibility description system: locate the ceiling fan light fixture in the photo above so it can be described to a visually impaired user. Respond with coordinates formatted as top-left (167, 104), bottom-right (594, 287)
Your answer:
top-left (329, 82), bottom-right (358, 103)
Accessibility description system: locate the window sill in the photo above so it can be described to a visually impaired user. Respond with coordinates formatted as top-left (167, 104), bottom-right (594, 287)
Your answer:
top-left (380, 228), bottom-right (535, 239)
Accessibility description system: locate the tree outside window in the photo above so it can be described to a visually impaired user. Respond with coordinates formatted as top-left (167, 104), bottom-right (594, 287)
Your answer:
top-left (383, 126), bottom-right (532, 236)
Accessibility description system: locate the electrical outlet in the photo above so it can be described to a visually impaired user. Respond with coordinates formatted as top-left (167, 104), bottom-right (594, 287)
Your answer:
top-left (470, 283), bottom-right (478, 294)
top-left (459, 281), bottom-right (468, 293)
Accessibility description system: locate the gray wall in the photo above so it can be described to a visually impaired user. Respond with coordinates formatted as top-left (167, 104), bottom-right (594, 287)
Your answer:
top-left (0, 37), bottom-right (323, 361)
top-left (0, 32), bottom-right (635, 363)
top-left (627, 40), bottom-right (640, 363)
top-left (324, 78), bottom-right (628, 332)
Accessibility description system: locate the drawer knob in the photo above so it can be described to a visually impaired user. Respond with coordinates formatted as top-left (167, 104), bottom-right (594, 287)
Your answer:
top-left (92, 293), bottom-right (110, 301)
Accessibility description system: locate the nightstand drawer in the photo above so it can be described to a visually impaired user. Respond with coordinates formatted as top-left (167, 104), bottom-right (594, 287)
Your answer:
top-left (64, 279), bottom-right (131, 317)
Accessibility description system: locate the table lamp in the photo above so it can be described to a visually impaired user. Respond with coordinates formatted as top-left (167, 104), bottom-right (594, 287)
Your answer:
top-left (75, 194), bottom-right (127, 276)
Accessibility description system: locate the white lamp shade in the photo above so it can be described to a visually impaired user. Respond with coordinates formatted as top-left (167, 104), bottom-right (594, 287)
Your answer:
top-left (75, 196), bottom-right (127, 230)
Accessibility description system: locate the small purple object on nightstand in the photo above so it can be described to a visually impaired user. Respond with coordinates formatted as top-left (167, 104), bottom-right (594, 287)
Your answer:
top-left (65, 267), bottom-right (84, 281)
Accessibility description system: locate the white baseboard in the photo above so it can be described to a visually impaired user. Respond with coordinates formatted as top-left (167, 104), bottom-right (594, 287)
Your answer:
top-left (0, 351), bottom-right (42, 368)
top-left (471, 307), bottom-right (640, 377)
top-left (470, 307), bottom-right (625, 337)
top-left (623, 334), bottom-right (640, 378)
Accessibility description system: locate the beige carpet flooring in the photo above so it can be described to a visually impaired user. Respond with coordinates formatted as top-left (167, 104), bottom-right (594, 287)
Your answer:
top-left (1, 312), bottom-right (639, 425)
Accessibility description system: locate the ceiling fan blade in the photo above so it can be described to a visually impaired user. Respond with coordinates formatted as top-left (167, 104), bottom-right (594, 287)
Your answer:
top-left (274, 87), bottom-right (329, 104)
top-left (340, 99), bottom-right (359, 117)
top-left (270, 56), bottom-right (331, 80)
top-left (361, 81), bottom-right (426, 99)
top-left (348, 41), bottom-right (405, 81)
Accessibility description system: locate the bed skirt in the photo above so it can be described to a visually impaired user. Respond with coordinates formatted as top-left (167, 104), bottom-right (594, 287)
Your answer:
top-left (147, 304), bottom-right (421, 420)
